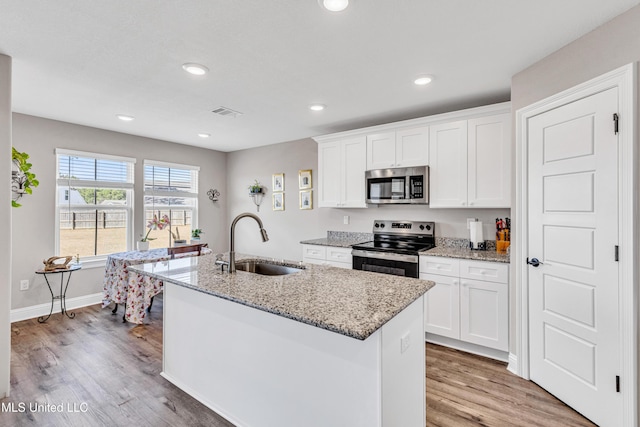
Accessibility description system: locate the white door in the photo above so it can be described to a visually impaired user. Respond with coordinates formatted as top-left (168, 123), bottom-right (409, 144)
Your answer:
top-left (341, 136), bottom-right (367, 208)
top-left (460, 278), bottom-right (508, 351)
top-left (429, 120), bottom-right (468, 207)
top-left (317, 141), bottom-right (341, 207)
top-left (528, 88), bottom-right (621, 426)
top-left (467, 113), bottom-right (511, 207)
top-left (366, 132), bottom-right (396, 170)
top-left (396, 126), bottom-right (429, 168)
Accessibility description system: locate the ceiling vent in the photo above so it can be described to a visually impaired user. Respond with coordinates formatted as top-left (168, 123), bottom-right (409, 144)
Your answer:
top-left (211, 106), bottom-right (243, 118)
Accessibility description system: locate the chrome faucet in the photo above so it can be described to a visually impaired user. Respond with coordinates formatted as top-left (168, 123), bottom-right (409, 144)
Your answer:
top-left (229, 212), bottom-right (269, 273)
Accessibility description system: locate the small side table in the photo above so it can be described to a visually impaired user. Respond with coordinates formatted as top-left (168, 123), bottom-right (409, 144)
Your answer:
top-left (35, 265), bottom-right (81, 323)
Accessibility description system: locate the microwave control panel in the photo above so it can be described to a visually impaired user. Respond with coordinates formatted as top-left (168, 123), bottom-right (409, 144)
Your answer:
top-left (409, 175), bottom-right (423, 199)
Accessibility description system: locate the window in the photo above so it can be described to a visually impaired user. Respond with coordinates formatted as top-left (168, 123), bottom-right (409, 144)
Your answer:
top-left (144, 160), bottom-right (199, 249)
top-left (56, 149), bottom-right (135, 260)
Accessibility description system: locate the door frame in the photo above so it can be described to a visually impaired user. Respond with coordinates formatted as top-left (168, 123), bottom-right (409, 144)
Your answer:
top-left (514, 63), bottom-right (637, 425)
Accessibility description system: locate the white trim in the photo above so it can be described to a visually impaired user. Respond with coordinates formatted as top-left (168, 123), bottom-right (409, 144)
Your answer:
top-left (10, 292), bottom-right (103, 323)
top-left (425, 333), bottom-right (508, 363)
top-left (56, 178), bottom-right (134, 190)
top-left (313, 101), bottom-right (511, 144)
top-left (55, 148), bottom-right (136, 164)
top-left (515, 63), bottom-right (637, 425)
top-left (507, 353), bottom-right (518, 375)
top-left (143, 189), bottom-right (197, 199)
top-left (144, 159), bottom-right (200, 171)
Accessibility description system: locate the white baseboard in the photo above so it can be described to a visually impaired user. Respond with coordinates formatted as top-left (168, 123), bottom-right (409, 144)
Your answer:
top-left (425, 333), bottom-right (509, 362)
top-left (507, 352), bottom-right (518, 375)
top-left (10, 292), bottom-right (103, 323)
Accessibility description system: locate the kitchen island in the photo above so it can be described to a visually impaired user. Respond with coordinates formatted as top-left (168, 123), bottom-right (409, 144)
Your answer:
top-left (130, 254), bottom-right (434, 427)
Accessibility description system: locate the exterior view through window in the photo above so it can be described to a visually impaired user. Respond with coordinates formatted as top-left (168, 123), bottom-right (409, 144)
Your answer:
top-left (56, 150), bottom-right (135, 259)
top-left (144, 161), bottom-right (199, 249)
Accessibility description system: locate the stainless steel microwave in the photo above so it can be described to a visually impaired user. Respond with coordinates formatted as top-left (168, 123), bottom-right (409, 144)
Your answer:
top-left (365, 166), bottom-right (429, 204)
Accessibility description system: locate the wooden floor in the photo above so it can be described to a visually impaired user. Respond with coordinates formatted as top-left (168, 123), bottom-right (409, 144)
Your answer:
top-left (1, 295), bottom-right (595, 426)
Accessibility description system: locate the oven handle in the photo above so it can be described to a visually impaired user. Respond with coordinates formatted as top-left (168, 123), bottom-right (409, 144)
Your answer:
top-left (352, 249), bottom-right (418, 264)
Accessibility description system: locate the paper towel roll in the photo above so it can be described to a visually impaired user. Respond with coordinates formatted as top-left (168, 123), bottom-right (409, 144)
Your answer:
top-left (470, 221), bottom-right (483, 249)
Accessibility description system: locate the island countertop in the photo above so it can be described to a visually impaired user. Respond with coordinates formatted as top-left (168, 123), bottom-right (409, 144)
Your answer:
top-left (129, 254), bottom-right (434, 340)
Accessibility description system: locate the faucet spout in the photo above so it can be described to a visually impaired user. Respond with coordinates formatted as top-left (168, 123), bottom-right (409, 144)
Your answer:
top-left (229, 212), bottom-right (269, 273)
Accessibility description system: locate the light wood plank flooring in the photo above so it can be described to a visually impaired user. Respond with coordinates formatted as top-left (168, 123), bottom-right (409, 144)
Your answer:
top-left (1, 295), bottom-right (595, 426)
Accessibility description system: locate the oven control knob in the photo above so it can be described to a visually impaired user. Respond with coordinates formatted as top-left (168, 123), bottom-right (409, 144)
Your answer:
top-left (426, 225), bottom-right (431, 231)
top-left (380, 223), bottom-right (385, 228)
top-left (419, 225), bottom-right (424, 230)
top-left (375, 223), bottom-right (380, 228)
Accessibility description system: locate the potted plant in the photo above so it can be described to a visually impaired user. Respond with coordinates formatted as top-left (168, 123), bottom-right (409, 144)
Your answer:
top-left (170, 228), bottom-right (187, 246)
top-left (138, 214), bottom-right (170, 251)
top-left (11, 147), bottom-right (39, 208)
top-left (191, 228), bottom-right (204, 241)
top-left (248, 179), bottom-right (263, 194)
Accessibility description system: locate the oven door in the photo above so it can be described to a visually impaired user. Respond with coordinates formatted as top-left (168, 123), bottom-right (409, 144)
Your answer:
top-left (352, 250), bottom-right (418, 278)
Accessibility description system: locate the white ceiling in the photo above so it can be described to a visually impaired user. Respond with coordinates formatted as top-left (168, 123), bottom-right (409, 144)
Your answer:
top-left (0, 1), bottom-right (638, 152)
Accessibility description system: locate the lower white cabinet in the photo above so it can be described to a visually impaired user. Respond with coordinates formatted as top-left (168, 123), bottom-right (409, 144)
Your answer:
top-left (420, 256), bottom-right (508, 352)
top-left (302, 245), bottom-right (352, 269)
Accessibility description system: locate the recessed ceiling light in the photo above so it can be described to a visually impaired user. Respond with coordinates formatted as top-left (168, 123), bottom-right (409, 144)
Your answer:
top-left (319, 0), bottom-right (349, 12)
top-left (414, 75), bottom-right (433, 86)
top-left (309, 104), bottom-right (326, 111)
top-left (198, 133), bottom-right (211, 138)
top-left (182, 63), bottom-right (209, 76)
top-left (116, 114), bottom-right (135, 122)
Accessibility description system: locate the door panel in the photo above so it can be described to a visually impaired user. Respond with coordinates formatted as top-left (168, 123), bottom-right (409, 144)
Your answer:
top-left (528, 87), bottom-right (621, 426)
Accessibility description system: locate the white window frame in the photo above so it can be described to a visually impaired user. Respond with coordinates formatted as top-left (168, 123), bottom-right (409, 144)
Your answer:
top-left (55, 148), bottom-right (136, 266)
top-left (143, 160), bottom-right (199, 246)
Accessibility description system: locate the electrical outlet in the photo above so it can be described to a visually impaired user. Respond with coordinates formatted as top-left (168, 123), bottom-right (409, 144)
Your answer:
top-left (343, 215), bottom-right (350, 225)
top-left (400, 332), bottom-right (411, 353)
top-left (467, 218), bottom-right (478, 230)
top-left (20, 280), bottom-right (29, 291)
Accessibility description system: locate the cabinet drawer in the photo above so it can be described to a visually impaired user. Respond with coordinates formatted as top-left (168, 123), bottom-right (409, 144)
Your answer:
top-left (325, 260), bottom-right (352, 269)
top-left (302, 245), bottom-right (327, 260)
top-left (419, 256), bottom-right (459, 276)
top-left (459, 260), bottom-right (508, 284)
top-left (326, 247), bottom-right (352, 264)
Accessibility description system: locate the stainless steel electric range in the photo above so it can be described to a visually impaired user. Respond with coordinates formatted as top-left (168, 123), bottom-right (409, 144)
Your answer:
top-left (351, 220), bottom-right (435, 278)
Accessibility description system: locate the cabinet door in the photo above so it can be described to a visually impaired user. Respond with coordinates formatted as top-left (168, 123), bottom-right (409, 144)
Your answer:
top-left (421, 273), bottom-right (460, 339)
top-left (429, 121), bottom-right (468, 208)
top-left (317, 141), bottom-right (342, 207)
top-left (396, 126), bottom-right (429, 167)
top-left (366, 132), bottom-right (396, 170)
top-left (468, 113), bottom-right (511, 207)
top-left (460, 278), bottom-right (508, 351)
top-left (302, 244), bottom-right (327, 260)
top-left (341, 136), bottom-right (367, 208)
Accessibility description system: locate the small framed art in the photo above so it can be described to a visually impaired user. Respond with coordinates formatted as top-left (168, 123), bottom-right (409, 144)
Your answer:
top-left (298, 169), bottom-right (312, 190)
top-left (272, 173), bottom-right (284, 192)
top-left (299, 190), bottom-right (312, 210)
top-left (272, 193), bottom-right (284, 211)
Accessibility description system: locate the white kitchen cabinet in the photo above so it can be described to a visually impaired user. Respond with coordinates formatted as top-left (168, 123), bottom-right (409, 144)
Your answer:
top-left (318, 136), bottom-right (367, 208)
top-left (420, 256), bottom-right (508, 352)
top-left (366, 126), bottom-right (429, 170)
top-left (429, 113), bottom-right (511, 208)
top-left (302, 245), bottom-right (352, 269)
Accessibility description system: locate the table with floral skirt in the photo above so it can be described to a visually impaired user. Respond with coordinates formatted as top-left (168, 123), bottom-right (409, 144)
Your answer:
top-left (102, 247), bottom-right (212, 324)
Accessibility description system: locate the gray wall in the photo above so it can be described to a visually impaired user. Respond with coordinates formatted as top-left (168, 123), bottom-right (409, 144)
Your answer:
top-left (10, 114), bottom-right (228, 310)
top-left (510, 4), bottom-right (640, 363)
top-left (1, 54), bottom-right (12, 398)
top-left (227, 138), bottom-right (509, 261)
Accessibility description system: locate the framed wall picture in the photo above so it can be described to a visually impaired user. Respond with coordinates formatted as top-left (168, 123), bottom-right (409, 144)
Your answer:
top-left (272, 173), bottom-right (284, 192)
top-left (298, 169), bottom-right (312, 190)
top-left (299, 190), bottom-right (312, 210)
top-left (272, 193), bottom-right (284, 211)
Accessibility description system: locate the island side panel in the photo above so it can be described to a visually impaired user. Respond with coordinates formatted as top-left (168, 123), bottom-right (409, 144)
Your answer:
top-left (162, 282), bottom-right (382, 427)
top-left (381, 295), bottom-right (426, 427)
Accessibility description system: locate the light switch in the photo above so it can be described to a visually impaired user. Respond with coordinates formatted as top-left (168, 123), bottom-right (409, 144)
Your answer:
top-left (343, 215), bottom-right (349, 225)
top-left (400, 332), bottom-right (411, 353)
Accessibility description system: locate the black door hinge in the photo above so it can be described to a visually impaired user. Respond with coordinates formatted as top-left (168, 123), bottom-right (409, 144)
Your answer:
top-left (615, 245), bottom-right (619, 262)
top-left (616, 375), bottom-right (621, 392)
top-left (613, 113), bottom-right (619, 135)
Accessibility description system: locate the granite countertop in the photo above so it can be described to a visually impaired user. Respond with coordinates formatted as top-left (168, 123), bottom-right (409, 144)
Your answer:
top-left (130, 253), bottom-right (433, 341)
top-left (423, 246), bottom-right (510, 263)
top-left (300, 231), bottom-right (372, 248)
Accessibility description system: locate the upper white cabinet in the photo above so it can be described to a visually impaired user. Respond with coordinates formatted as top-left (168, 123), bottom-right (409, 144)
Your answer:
top-left (366, 126), bottom-right (429, 170)
top-left (318, 136), bottom-right (367, 208)
top-left (429, 113), bottom-right (511, 208)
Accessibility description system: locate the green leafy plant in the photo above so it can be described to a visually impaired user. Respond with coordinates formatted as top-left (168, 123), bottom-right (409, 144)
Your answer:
top-left (248, 179), bottom-right (262, 193)
top-left (191, 228), bottom-right (204, 238)
top-left (11, 147), bottom-right (39, 208)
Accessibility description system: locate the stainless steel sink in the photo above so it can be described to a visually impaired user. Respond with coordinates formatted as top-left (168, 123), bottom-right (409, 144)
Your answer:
top-left (234, 260), bottom-right (303, 276)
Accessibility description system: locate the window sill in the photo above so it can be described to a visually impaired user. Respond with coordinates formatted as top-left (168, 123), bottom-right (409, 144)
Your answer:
top-left (74, 257), bottom-right (107, 270)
